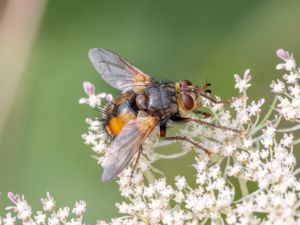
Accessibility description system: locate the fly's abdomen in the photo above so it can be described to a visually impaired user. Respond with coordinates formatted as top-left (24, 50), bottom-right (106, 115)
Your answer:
top-left (104, 93), bottom-right (138, 137)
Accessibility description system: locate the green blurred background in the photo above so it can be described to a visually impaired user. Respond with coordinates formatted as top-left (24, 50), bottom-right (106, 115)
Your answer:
top-left (1, 0), bottom-right (300, 222)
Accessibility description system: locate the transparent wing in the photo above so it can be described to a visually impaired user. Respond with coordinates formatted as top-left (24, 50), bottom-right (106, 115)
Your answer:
top-left (101, 112), bottom-right (159, 182)
top-left (88, 48), bottom-right (155, 92)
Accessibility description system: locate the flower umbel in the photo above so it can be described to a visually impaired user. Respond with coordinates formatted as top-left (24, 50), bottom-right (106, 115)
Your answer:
top-left (3, 192), bottom-right (87, 225)
top-left (2, 49), bottom-right (300, 225)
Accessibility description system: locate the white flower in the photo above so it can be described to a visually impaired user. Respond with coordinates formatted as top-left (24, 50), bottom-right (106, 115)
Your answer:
top-left (86, 118), bottom-right (102, 132)
top-left (175, 176), bottom-right (186, 190)
top-left (247, 99), bottom-right (265, 116)
top-left (143, 186), bottom-right (155, 198)
top-left (270, 79), bottom-right (285, 93)
top-left (6, 193), bottom-right (32, 221)
top-left (34, 211), bottom-right (46, 224)
top-left (262, 121), bottom-right (276, 137)
top-left (174, 191), bottom-right (184, 203)
top-left (72, 201), bottom-right (86, 216)
top-left (48, 215), bottom-right (59, 225)
top-left (57, 207), bottom-right (70, 221)
top-left (283, 73), bottom-right (298, 84)
top-left (223, 143), bottom-right (237, 156)
top-left (79, 81), bottom-right (112, 108)
top-left (65, 218), bottom-right (83, 225)
top-left (234, 69), bottom-right (252, 93)
top-left (41, 192), bottom-right (55, 212)
top-left (281, 133), bottom-right (294, 147)
top-left (276, 49), bottom-right (296, 71)
top-left (288, 85), bottom-right (300, 97)
top-left (82, 131), bottom-right (98, 145)
top-left (231, 97), bottom-right (245, 110)
top-left (243, 138), bottom-right (252, 148)
top-left (2, 213), bottom-right (16, 225)
top-left (285, 154), bottom-right (296, 167)
top-left (236, 109), bottom-right (250, 124)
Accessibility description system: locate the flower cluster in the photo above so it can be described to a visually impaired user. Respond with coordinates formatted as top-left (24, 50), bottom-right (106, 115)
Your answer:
top-left (1, 192), bottom-right (86, 225)
top-left (1, 49), bottom-right (300, 224)
top-left (97, 159), bottom-right (234, 225)
top-left (272, 49), bottom-right (300, 121)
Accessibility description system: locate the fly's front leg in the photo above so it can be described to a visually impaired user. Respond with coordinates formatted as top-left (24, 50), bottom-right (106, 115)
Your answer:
top-left (187, 118), bottom-right (241, 133)
top-left (199, 92), bottom-right (233, 104)
top-left (171, 114), bottom-right (241, 133)
top-left (195, 111), bottom-right (211, 118)
top-left (160, 124), bottom-right (167, 137)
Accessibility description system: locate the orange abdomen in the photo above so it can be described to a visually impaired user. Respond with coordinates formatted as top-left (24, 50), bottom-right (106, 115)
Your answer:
top-left (106, 112), bottom-right (136, 136)
top-left (104, 93), bottom-right (138, 137)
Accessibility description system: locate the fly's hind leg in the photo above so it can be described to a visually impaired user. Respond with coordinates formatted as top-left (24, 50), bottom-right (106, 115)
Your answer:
top-left (161, 136), bottom-right (211, 155)
top-left (160, 124), bottom-right (210, 155)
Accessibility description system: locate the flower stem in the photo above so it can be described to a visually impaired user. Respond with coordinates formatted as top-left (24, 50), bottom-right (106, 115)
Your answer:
top-left (259, 97), bottom-right (278, 126)
top-left (144, 170), bottom-right (155, 184)
top-left (157, 150), bottom-right (190, 159)
top-left (293, 138), bottom-right (300, 145)
top-left (277, 123), bottom-right (300, 132)
top-left (248, 97), bottom-right (277, 137)
top-left (238, 178), bottom-right (249, 197)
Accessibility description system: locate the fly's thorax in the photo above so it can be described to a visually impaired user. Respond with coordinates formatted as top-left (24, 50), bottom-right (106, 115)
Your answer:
top-left (136, 83), bottom-right (178, 117)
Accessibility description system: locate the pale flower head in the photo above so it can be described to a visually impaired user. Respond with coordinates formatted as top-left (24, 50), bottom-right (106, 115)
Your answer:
top-left (79, 81), bottom-right (113, 108)
top-left (41, 192), bottom-right (55, 212)
top-left (72, 201), bottom-right (86, 216)
top-left (234, 69), bottom-right (252, 93)
top-left (270, 79), bottom-right (285, 93)
top-left (34, 211), bottom-right (46, 225)
top-left (276, 49), bottom-right (296, 71)
top-left (6, 192), bottom-right (32, 221)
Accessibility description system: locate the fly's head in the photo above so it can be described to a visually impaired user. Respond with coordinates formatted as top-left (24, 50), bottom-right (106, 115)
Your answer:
top-left (175, 79), bottom-right (211, 113)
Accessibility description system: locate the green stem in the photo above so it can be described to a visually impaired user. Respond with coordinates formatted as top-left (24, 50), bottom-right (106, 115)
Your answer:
top-left (238, 178), bottom-right (249, 197)
top-left (223, 156), bottom-right (231, 180)
top-left (144, 170), bottom-right (155, 184)
top-left (277, 123), bottom-right (300, 132)
top-left (293, 139), bottom-right (300, 145)
top-left (234, 189), bottom-right (261, 203)
top-left (248, 97), bottom-right (278, 137)
top-left (215, 217), bottom-right (226, 225)
top-left (259, 97), bottom-right (278, 126)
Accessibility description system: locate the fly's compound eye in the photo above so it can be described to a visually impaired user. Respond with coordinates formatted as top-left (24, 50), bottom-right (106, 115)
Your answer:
top-left (182, 93), bottom-right (194, 110)
top-left (180, 79), bottom-right (193, 87)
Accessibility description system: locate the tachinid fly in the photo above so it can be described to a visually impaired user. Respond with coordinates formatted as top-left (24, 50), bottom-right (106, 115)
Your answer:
top-left (88, 48), bottom-right (239, 182)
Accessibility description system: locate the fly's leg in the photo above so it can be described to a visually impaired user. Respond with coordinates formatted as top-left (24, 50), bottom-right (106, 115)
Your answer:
top-left (160, 126), bottom-right (210, 154)
top-left (160, 124), bottom-right (167, 137)
top-left (195, 111), bottom-right (211, 118)
top-left (186, 118), bottom-right (241, 133)
top-left (171, 114), bottom-right (241, 133)
top-left (199, 92), bottom-right (233, 104)
top-left (161, 136), bottom-right (211, 155)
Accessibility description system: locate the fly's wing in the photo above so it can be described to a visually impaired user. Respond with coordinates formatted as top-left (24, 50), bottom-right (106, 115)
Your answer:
top-left (101, 112), bottom-right (159, 182)
top-left (88, 48), bottom-right (156, 92)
